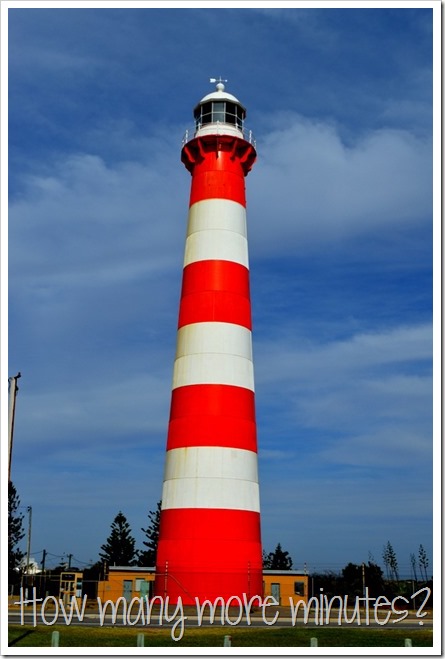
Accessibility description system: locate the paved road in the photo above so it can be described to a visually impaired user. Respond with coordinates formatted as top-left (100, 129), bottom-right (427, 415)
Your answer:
top-left (9, 608), bottom-right (433, 631)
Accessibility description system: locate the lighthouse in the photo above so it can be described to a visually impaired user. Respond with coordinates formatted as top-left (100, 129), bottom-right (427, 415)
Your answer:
top-left (155, 80), bottom-right (262, 604)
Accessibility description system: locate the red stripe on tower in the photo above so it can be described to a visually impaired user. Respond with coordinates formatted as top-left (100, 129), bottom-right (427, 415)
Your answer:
top-left (155, 80), bottom-right (262, 604)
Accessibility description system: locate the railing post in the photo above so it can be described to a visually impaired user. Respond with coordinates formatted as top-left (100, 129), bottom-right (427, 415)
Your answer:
top-left (51, 631), bottom-right (60, 647)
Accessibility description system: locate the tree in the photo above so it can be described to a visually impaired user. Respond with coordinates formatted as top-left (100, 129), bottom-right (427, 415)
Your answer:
top-left (99, 512), bottom-right (138, 566)
top-left (8, 482), bottom-right (25, 586)
top-left (262, 550), bottom-right (272, 570)
top-left (341, 562), bottom-right (363, 597)
top-left (342, 561), bottom-right (385, 598)
top-left (311, 570), bottom-right (342, 600)
top-left (365, 561), bottom-right (386, 596)
top-left (410, 552), bottom-right (418, 582)
top-left (138, 501), bottom-right (161, 566)
top-left (382, 541), bottom-right (399, 581)
top-left (82, 561), bottom-right (107, 599)
top-left (418, 544), bottom-right (429, 581)
top-left (264, 543), bottom-right (293, 570)
top-left (382, 542), bottom-right (391, 579)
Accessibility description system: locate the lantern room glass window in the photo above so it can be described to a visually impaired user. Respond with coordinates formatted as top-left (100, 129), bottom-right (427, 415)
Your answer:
top-left (194, 101), bottom-right (245, 130)
top-left (212, 102), bottom-right (225, 123)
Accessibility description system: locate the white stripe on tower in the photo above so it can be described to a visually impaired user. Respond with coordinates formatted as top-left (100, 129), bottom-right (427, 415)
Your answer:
top-left (184, 199), bottom-right (249, 268)
top-left (172, 322), bottom-right (254, 391)
top-left (162, 446), bottom-right (260, 511)
top-left (187, 198), bottom-right (247, 236)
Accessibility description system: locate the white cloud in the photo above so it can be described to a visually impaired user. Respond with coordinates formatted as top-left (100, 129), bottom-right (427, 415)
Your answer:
top-left (249, 116), bottom-right (432, 256)
top-left (255, 323), bottom-right (432, 469)
top-left (296, 374), bottom-right (430, 431)
top-left (9, 149), bottom-right (188, 287)
top-left (13, 371), bottom-right (172, 453)
top-left (255, 323), bottom-right (431, 386)
top-left (319, 427), bottom-right (430, 468)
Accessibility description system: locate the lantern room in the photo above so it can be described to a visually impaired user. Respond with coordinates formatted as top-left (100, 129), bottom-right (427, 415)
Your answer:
top-left (193, 80), bottom-right (247, 140)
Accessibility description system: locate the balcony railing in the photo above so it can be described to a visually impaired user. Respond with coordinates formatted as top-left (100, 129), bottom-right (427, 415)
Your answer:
top-left (181, 123), bottom-right (256, 149)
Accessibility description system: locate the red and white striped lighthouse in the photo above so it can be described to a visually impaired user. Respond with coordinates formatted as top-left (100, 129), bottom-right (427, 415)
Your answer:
top-left (155, 80), bottom-right (262, 604)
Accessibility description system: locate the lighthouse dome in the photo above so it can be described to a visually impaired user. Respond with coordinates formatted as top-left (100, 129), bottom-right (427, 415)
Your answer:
top-left (193, 81), bottom-right (246, 139)
top-left (198, 83), bottom-right (246, 110)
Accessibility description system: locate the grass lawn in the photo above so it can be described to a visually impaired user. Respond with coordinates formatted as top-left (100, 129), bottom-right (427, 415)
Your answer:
top-left (8, 624), bottom-right (433, 647)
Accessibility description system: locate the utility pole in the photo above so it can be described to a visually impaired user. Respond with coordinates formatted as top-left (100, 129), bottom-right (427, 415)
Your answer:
top-left (26, 506), bottom-right (32, 575)
top-left (41, 549), bottom-right (47, 599)
top-left (41, 549), bottom-right (47, 572)
top-left (362, 562), bottom-right (366, 599)
top-left (8, 372), bottom-right (21, 482)
top-left (23, 505), bottom-right (32, 597)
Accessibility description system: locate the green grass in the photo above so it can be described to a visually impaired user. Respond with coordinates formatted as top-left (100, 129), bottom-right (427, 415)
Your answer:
top-left (8, 624), bottom-right (433, 647)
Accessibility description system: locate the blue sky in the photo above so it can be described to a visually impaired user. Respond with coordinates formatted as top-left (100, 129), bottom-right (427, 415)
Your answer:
top-left (5, 3), bottom-right (436, 578)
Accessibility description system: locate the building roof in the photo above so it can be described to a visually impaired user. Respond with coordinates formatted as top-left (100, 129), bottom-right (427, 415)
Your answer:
top-left (109, 565), bottom-right (155, 572)
top-left (263, 570), bottom-right (308, 576)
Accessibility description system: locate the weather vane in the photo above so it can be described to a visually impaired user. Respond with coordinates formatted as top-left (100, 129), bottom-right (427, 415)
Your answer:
top-left (210, 76), bottom-right (228, 87)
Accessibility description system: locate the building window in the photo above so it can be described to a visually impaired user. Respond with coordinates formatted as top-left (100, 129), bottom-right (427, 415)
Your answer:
top-left (294, 581), bottom-right (305, 596)
top-left (135, 579), bottom-right (145, 591)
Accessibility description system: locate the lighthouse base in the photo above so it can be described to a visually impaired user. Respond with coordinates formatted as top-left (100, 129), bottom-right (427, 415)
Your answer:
top-left (154, 508), bottom-right (263, 605)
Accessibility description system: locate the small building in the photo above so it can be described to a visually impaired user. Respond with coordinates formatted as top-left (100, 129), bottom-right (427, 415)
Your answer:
top-left (98, 567), bottom-right (309, 606)
top-left (263, 570), bottom-right (308, 606)
top-left (60, 571), bottom-right (84, 605)
top-left (98, 566), bottom-right (155, 603)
